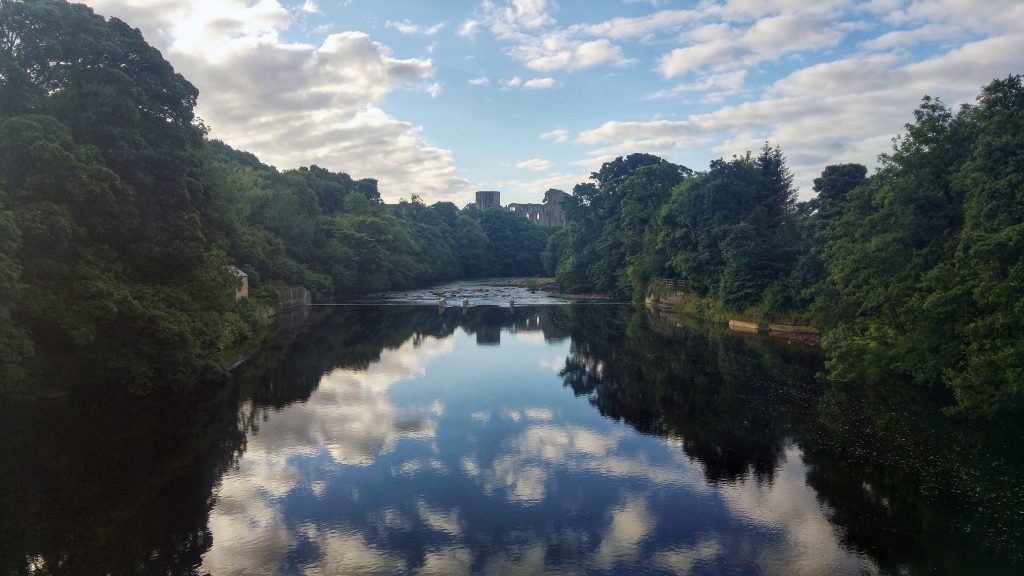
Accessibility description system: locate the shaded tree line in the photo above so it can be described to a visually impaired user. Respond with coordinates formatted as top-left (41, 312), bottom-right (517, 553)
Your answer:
top-left (545, 77), bottom-right (1024, 415)
top-left (0, 0), bottom-right (545, 394)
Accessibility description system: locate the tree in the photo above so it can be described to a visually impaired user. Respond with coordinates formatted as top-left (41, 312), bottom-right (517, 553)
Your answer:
top-left (817, 77), bottom-right (1024, 414)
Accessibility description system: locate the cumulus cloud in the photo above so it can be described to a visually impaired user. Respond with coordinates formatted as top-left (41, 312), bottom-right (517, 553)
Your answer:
top-left (84, 0), bottom-right (471, 203)
top-left (474, 0), bottom-right (633, 71)
top-left (516, 158), bottom-right (553, 171)
top-left (578, 32), bottom-right (1024, 197)
top-left (523, 77), bottom-right (556, 89)
top-left (469, 76), bottom-right (491, 86)
top-left (509, 34), bottom-right (632, 71)
top-left (659, 14), bottom-right (845, 78)
top-left (386, 19), bottom-right (445, 36)
top-left (459, 19), bottom-right (480, 36)
top-left (540, 128), bottom-right (570, 143)
top-left (492, 0), bottom-right (556, 30)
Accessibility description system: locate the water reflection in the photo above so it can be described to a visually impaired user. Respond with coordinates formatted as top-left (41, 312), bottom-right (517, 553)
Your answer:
top-left (199, 305), bottom-right (878, 575)
top-left (2, 304), bottom-right (1020, 575)
top-left (0, 387), bottom-right (244, 575)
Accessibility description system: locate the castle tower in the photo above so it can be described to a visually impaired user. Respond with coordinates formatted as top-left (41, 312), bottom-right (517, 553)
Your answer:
top-left (475, 190), bottom-right (501, 211)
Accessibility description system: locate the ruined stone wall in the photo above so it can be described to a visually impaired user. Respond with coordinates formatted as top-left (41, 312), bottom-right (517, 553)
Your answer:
top-left (508, 198), bottom-right (566, 227)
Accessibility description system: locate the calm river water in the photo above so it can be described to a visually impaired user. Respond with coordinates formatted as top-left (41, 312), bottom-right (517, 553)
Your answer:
top-left (1, 303), bottom-right (1021, 575)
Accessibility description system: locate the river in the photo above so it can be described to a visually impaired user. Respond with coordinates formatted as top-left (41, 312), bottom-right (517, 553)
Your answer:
top-left (1, 296), bottom-right (1020, 575)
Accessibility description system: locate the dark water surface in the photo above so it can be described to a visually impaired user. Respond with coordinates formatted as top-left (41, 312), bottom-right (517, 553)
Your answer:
top-left (2, 304), bottom-right (1021, 575)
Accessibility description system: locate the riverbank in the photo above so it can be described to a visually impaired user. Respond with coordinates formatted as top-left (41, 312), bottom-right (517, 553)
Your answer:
top-left (646, 293), bottom-right (820, 345)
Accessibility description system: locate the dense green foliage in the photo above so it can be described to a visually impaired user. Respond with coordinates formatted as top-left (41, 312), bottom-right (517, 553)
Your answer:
top-left (546, 154), bottom-right (693, 297)
top-left (819, 77), bottom-right (1024, 414)
top-left (0, 0), bottom-right (544, 393)
top-left (546, 79), bottom-right (1024, 414)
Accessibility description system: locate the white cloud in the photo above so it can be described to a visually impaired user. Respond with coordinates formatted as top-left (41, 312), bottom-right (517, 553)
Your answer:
top-left (300, 0), bottom-right (320, 14)
top-left (502, 75), bottom-right (523, 87)
top-left (516, 158), bottom-right (553, 171)
top-left (496, 0), bottom-right (556, 30)
top-left (644, 70), bottom-right (747, 100)
top-left (459, 19), bottom-right (480, 36)
top-left (523, 77), bottom-right (556, 89)
top-left (476, 1), bottom-right (632, 71)
top-left (659, 14), bottom-right (845, 78)
top-left (510, 34), bottom-right (632, 71)
top-left (579, 32), bottom-right (1024, 197)
top-left (571, 9), bottom-right (702, 41)
top-left (469, 76), bottom-right (491, 86)
top-left (83, 0), bottom-right (471, 203)
top-left (386, 19), bottom-right (445, 36)
top-left (540, 128), bottom-right (570, 143)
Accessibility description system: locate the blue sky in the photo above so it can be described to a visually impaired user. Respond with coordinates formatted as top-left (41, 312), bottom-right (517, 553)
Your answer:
top-left (85, 0), bottom-right (1023, 205)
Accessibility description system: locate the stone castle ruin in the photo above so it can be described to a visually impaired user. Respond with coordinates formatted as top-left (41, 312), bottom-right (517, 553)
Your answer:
top-left (474, 189), bottom-right (567, 228)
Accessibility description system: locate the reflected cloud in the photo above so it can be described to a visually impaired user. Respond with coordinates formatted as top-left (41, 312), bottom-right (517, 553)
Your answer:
top-left (393, 459), bottom-right (423, 476)
top-left (200, 474), bottom-right (295, 576)
top-left (593, 493), bottom-right (654, 569)
top-left (419, 546), bottom-right (473, 575)
top-left (650, 538), bottom-right (723, 574)
top-left (460, 456), bottom-right (481, 477)
top-left (478, 424), bottom-right (708, 506)
top-left (303, 527), bottom-right (406, 576)
top-left (539, 355), bottom-right (567, 373)
top-left (201, 334), bottom-right (455, 575)
top-left (374, 507), bottom-right (413, 531)
top-left (718, 445), bottom-right (881, 575)
top-left (524, 407), bottom-right (553, 421)
top-left (478, 541), bottom-right (548, 576)
top-left (247, 334), bottom-right (452, 468)
top-left (484, 454), bottom-right (548, 503)
top-left (416, 499), bottom-right (464, 536)
top-left (197, 306), bottom-right (887, 576)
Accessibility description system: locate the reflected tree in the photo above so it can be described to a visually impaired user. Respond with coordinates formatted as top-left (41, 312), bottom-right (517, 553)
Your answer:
top-left (557, 305), bottom-right (821, 484)
top-left (0, 386), bottom-right (246, 575)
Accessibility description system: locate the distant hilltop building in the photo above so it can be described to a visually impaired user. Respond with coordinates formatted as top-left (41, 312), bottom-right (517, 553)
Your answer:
top-left (474, 189), bottom-right (567, 227)
top-left (475, 190), bottom-right (501, 211)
